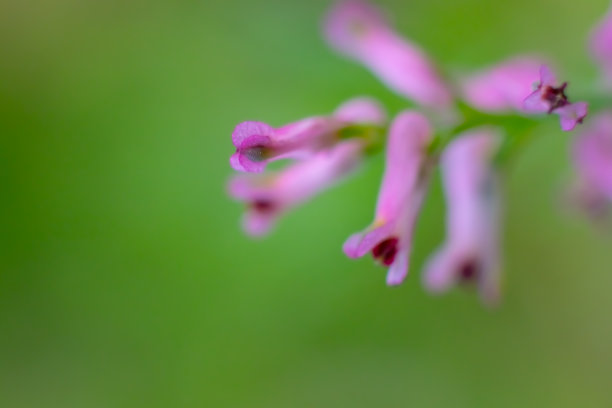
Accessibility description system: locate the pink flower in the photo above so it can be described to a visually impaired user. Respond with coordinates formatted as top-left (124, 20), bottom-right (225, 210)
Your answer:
top-left (229, 140), bottom-right (364, 236)
top-left (423, 129), bottom-right (502, 306)
top-left (523, 65), bottom-right (588, 131)
top-left (343, 111), bottom-right (433, 286)
top-left (324, 1), bottom-right (453, 109)
top-left (461, 57), bottom-right (544, 112)
top-left (569, 112), bottom-right (612, 217)
top-left (590, 3), bottom-right (612, 86)
top-left (230, 97), bottom-right (386, 173)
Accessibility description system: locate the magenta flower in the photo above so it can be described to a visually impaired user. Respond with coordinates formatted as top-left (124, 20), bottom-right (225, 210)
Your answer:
top-left (569, 112), bottom-right (612, 217)
top-left (423, 130), bottom-right (502, 306)
top-left (343, 111), bottom-right (433, 285)
top-left (230, 97), bottom-right (386, 173)
top-left (590, 4), bottom-right (612, 86)
top-left (461, 57), bottom-right (544, 112)
top-left (324, 1), bottom-right (453, 109)
top-left (229, 140), bottom-right (364, 236)
top-left (523, 65), bottom-right (588, 131)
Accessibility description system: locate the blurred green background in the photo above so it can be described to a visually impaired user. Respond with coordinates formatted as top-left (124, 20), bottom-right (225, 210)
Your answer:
top-left (2, 0), bottom-right (612, 406)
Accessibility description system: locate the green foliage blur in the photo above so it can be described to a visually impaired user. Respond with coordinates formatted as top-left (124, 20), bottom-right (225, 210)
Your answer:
top-left (2, 0), bottom-right (611, 406)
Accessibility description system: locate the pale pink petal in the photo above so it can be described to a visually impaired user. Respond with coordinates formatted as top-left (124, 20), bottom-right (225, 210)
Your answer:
top-left (234, 134), bottom-right (272, 173)
top-left (572, 112), bottom-right (612, 200)
top-left (423, 248), bottom-right (460, 293)
top-left (227, 175), bottom-right (255, 200)
top-left (343, 222), bottom-right (396, 258)
top-left (334, 97), bottom-right (387, 124)
top-left (323, 1), bottom-right (452, 108)
top-left (243, 211), bottom-right (277, 237)
top-left (230, 141), bottom-right (365, 236)
top-left (230, 152), bottom-right (245, 172)
top-left (522, 89), bottom-right (549, 113)
top-left (423, 129), bottom-right (502, 305)
top-left (361, 34), bottom-right (453, 108)
top-left (386, 249), bottom-right (409, 286)
top-left (461, 57), bottom-right (544, 112)
top-left (323, 0), bottom-right (387, 58)
top-left (556, 102), bottom-right (588, 132)
top-left (375, 111), bottom-right (432, 220)
top-left (275, 140), bottom-right (363, 204)
top-left (590, 5), bottom-right (612, 84)
top-left (539, 64), bottom-right (557, 86)
top-left (232, 121), bottom-right (274, 146)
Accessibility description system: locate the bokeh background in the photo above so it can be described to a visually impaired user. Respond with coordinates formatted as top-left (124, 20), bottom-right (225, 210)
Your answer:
top-left (2, 0), bottom-right (612, 406)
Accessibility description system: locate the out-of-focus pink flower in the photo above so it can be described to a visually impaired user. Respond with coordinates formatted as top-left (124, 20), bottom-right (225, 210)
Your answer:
top-left (590, 4), bottom-right (612, 86)
top-left (570, 112), bottom-right (612, 218)
top-left (423, 130), bottom-right (502, 306)
top-left (230, 97), bottom-right (386, 173)
top-left (343, 111), bottom-right (433, 286)
top-left (324, 0), bottom-right (453, 109)
top-left (229, 140), bottom-right (364, 236)
top-left (461, 57), bottom-right (544, 112)
top-left (523, 65), bottom-right (588, 131)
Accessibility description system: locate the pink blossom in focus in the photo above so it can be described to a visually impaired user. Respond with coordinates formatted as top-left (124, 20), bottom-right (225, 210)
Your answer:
top-left (230, 97), bottom-right (386, 173)
top-left (324, 0), bottom-right (453, 109)
top-left (570, 112), bottom-right (612, 217)
top-left (523, 65), bottom-right (588, 131)
top-left (343, 111), bottom-right (433, 286)
top-left (461, 57), bottom-right (544, 112)
top-left (229, 141), bottom-right (364, 236)
top-left (423, 130), bottom-right (502, 306)
top-left (590, 3), bottom-right (612, 86)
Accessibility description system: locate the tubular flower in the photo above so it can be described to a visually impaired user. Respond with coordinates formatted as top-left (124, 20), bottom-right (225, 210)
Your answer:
top-left (569, 112), bottom-right (612, 217)
top-left (229, 140), bottom-right (364, 236)
top-left (423, 130), bottom-right (502, 306)
top-left (323, 0), bottom-right (453, 109)
top-left (590, 3), bottom-right (612, 86)
top-left (230, 97), bottom-right (386, 173)
top-left (461, 57), bottom-right (545, 112)
top-left (343, 111), bottom-right (433, 286)
top-left (523, 65), bottom-right (588, 131)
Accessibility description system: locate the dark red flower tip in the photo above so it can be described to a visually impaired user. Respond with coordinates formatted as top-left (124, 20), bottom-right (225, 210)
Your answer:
top-left (371, 237), bottom-right (399, 266)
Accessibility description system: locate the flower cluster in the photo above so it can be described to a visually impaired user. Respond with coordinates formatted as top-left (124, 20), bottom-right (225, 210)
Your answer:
top-left (228, 0), bottom-right (612, 305)
top-left (568, 6), bottom-right (612, 219)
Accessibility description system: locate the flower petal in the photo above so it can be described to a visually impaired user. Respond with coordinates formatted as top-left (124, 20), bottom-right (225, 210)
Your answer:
top-left (422, 248), bottom-right (460, 293)
top-left (334, 97), bottom-right (387, 125)
top-left (522, 89), bottom-right (549, 113)
top-left (323, 1), bottom-right (452, 108)
top-left (386, 249), bottom-right (409, 286)
top-left (375, 111), bottom-right (432, 220)
top-left (343, 221), bottom-right (396, 258)
top-left (230, 152), bottom-right (245, 172)
top-left (231, 141), bottom-right (365, 236)
top-left (590, 5), bottom-right (612, 84)
top-left (461, 57), bottom-right (544, 112)
top-left (572, 112), bottom-right (612, 199)
top-left (556, 102), bottom-right (588, 132)
top-left (232, 121), bottom-right (274, 147)
top-left (423, 129), bottom-right (502, 305)
top-left (539, 64), bottom-right (557, 86)
top-left (323, 0), bottom-right (387, 58)
top-left (243, 211), bottom-right (277, 237)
